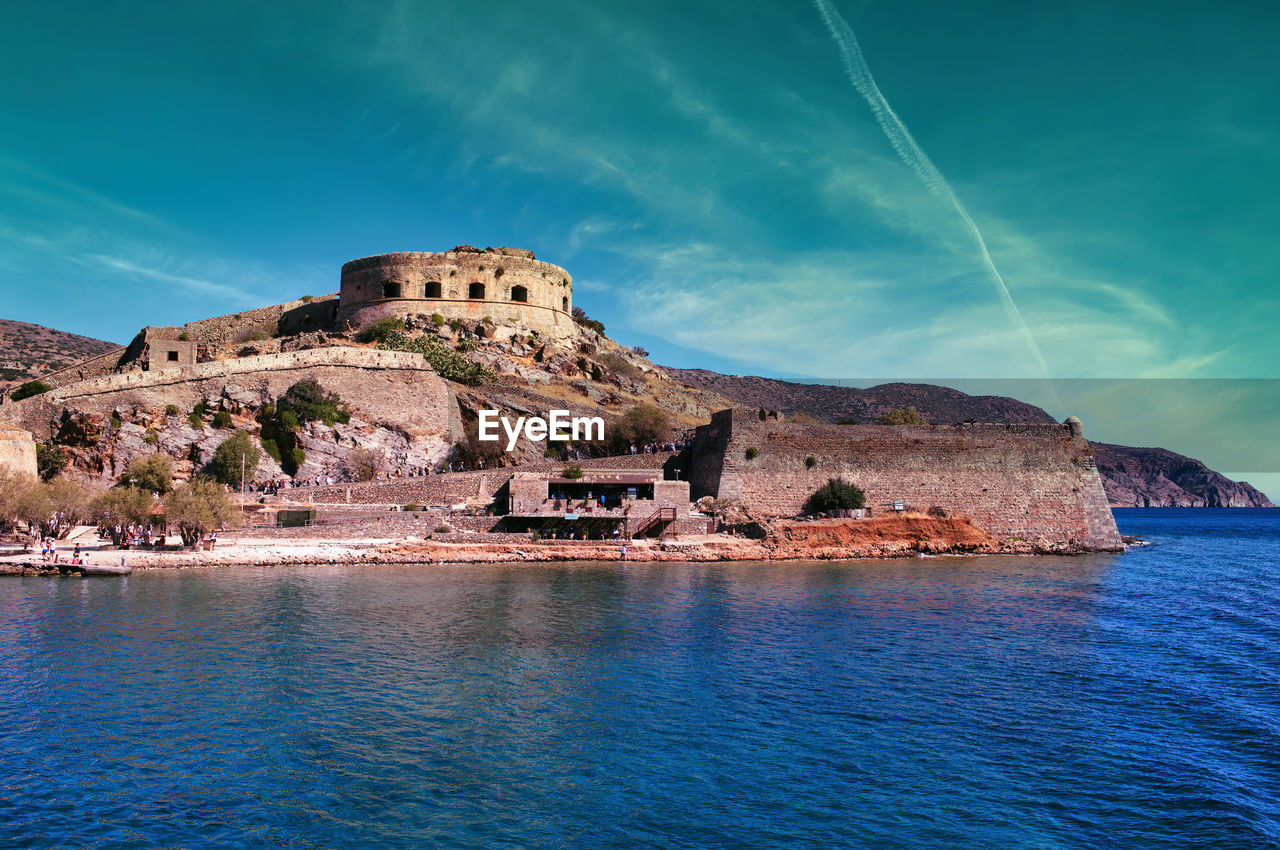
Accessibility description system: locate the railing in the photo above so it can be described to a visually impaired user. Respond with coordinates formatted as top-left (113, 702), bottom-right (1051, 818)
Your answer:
top-left (630, 507), bottom-right (676, 539)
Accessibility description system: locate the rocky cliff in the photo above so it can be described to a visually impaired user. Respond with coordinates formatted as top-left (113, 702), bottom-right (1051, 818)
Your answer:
top-left (1093, 443), bottom-right (1274, 507)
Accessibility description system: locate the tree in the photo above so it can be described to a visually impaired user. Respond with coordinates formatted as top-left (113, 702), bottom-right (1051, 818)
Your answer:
top-left (164, 477), bottom-right (237, 547)
top-left (10, 380), bottom-right (50, 401)
top-left (16, 477), bottom-right (96, 539)
top-left (571, 306), bottom-right (605, 334)
top-left (877, 407), bottom-right (928, 425)
top-left (280, 379), bottom-right (351, 427)
top-left (123, 453), bottom-right (173, 494)
top-left (93, 485), bottom-right (155, 532)
top-left (36, 443), bottom-right (68, 481)
top-left (609, 403), bottom-right (670, 453)
top-left (806, 478), bottom-right (867, 514)
top-left (208, 430), bottom-right (261, 487)
top-left (343, 448), bottom-right (382, 482)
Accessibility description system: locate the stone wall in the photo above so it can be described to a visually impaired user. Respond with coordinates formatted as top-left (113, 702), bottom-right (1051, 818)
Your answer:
top-left (0, 427), bottom-right (37, 478)
top-left (337, 249), bottom-right (575, 339)
top-left (686, 409), bottom-right (1122, 550)
top-left (0, 348), bottom-right (464, 483)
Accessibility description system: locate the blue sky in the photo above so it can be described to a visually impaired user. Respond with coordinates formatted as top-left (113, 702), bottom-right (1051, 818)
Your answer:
top-left (2, 1), bottom-right (1277, 493)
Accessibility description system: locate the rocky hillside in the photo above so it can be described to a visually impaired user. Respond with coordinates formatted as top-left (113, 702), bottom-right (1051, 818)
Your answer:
top-left (0, 320), bottom-right (119, 388)
top-left (666, 368), bottom-right (1272, 508)
top-left (1094, 443), bottom-right (1273, 508)
top-left (663, 369), bottom-right (1057, 424)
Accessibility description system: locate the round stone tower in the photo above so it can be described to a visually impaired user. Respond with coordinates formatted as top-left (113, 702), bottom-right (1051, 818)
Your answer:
top-left (336, 246), bottom-right (574, 339)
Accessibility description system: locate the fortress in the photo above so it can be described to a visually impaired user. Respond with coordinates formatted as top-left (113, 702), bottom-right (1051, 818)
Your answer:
top-left (0, 243), bottom-right (1126, 554)
top-left (337, 246), bottom-right (575, 339)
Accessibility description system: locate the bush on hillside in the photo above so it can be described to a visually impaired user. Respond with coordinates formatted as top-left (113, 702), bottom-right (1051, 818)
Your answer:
top-left (805, 478), bottom-right (867, 514)
top-left (10, 380), bottom-right (50, 401)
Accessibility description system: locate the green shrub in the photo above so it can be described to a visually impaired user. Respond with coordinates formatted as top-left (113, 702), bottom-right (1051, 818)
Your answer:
top-left (165, 404), bottom-right (180, 416)
top-left (36, 443), bottom-right (68, 481)
top-left (431, 313), bottom-right (447, 326)
top-left (404, 503), bottom-right (419, 512)
top-left (598, 351), bottom-right (640, 379)
top-left (208, 430), bottom-right (261, 487)
top-left (300, 295), bottom-right (315, 303)
top-left (561, 464), bottom-right (584, 480)
top-left (449, 319), bottom-right (463, 332)
top-left (260, 437), bottom-right (282, 463)
top-left (806, 478), bottom-right (867, 513)
top-left (358, 316), bottom-right (406, 344)
top-left (144, 428), bottom-right (160, 446)
top-left (494, 266), bottom-right (505, 278)
top-left (289, 446), bottom-right (306, 472)
top-left (282, 380), bottom-right (350, 426)
top-left (372, 330), bottom-right (497, 386)
top-left (237, 330), bottom-right (269, 343)
top-left (109, 412), bottom-right (122, 430)
top-left (805, 455), bottom-right (817, 469)
top-left (878, 407), bottom-right (928, 425)
top-left (213, 410), bottom-right (233, 429)
top-left (188, 402), bottom-right (205, 431)
top-left (10, 380), bottom-right (50, 401)
top-left (745, 447), bottom-right (759, 460)
top-left (836, 416), bottom-right (859, 425)
top-left (178, 332), bottom-right (189, 341)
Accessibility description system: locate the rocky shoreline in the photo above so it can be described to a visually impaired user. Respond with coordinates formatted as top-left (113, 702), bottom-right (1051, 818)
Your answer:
top-left (0, 517), bottom-right (1125, 575)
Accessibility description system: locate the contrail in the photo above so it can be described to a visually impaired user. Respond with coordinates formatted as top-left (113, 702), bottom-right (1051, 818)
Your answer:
top-left (812, 0), bottom-right (1051, 378)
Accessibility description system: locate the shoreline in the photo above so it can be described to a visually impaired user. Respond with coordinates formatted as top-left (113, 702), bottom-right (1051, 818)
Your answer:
top-left (0, 516), bottom-right (1126, 574)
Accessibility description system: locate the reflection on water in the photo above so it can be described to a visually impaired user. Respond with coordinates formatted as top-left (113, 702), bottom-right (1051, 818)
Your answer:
top-left (1, 510), bottom-right (1278, 846)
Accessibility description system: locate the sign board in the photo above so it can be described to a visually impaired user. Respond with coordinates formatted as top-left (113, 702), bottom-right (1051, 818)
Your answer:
top-left (893, 501), bottom-right (905, 512)
top-left (564, 513), bottom-right (579, 520)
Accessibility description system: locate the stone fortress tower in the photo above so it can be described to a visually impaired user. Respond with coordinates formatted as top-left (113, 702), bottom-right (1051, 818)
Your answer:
top-left (336, 245), bottom-right (575, 339)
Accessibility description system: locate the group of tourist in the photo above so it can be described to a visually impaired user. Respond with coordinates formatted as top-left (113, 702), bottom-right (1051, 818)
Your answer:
top-left (245, 475), bottom-right (335, 494)
top-left (39, 539), bottom-right (87, 566)
top-left (102, 522), bottom-right (162, 548)
top-left (626, 440), bottom-right (689, 455)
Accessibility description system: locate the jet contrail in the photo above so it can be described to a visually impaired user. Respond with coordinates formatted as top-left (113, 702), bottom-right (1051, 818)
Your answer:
top-left (813, 0), bottom-right (1051, 378)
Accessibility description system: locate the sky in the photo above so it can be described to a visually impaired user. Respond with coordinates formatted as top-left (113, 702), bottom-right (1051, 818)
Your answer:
top-left (1, 0), bottom-right (1277, 495)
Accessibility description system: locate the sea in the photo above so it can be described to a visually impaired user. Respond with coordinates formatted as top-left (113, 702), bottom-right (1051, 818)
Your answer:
top-left (1, 508), bottom-right (1277, 847)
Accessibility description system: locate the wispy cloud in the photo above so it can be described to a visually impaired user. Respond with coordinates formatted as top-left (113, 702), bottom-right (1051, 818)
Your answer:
top-left (811, 0), bottom-right (1049, 377)
top-left (83, 254), bottom-right (256, 302)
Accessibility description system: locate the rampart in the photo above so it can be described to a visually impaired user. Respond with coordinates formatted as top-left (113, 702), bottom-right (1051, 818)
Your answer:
top-left (1, 348), bottom-right (462, 449)
top-left (685, 409), bottom-right (1122, 550)
top-left (0, 427), bottom-right (37, 478)
top-left (337, 247), bottom-right (575, 339)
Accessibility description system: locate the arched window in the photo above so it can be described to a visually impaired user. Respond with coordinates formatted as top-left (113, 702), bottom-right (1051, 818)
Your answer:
top-left (382, 281), bottom-right (402, 299)
top-left (511, 285), bottom-right (528, 303)
top-left (425, 281), bottom-right (442, 298)
top-left (469, 282), bottom-right (485, 299)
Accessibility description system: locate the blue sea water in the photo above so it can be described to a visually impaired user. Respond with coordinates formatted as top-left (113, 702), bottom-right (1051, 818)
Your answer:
top-left (1, 508), bottom-right (1278, 847)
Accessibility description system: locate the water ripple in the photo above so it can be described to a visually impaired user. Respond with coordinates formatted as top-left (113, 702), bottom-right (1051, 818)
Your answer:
top-left (1, 509), bottom-right (1278, 846)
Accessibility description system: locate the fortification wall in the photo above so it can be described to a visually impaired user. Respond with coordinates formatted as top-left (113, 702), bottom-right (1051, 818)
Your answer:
top-left (0, 427), bottom-right (37, 478)
top-left (686, 409), bottom-right (1122, 550)
top-left (1, 348), bottom-right (462, 449)
top-left (337, 250), bottom-right (575, 339)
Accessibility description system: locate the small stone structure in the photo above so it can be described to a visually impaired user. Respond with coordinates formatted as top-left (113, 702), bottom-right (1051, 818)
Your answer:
top-left (337, 246), bottom-right (575, 339)
top-left (503, 469), bottom-right (690, 538)
top-left (684, 408), bottom-right (1122, 550)
top-left (0, 426), bottom-right (37, 478)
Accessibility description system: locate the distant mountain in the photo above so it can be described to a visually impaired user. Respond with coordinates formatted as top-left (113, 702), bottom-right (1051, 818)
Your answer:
top-left (1094, 443), bottom-right (1273, 508)
top-left (661, 368), bottom-right (1057, 424)
top-left (662, 368), bottom-right (1273, 508)
top-left (0, 319), bottom-right (119, 388)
